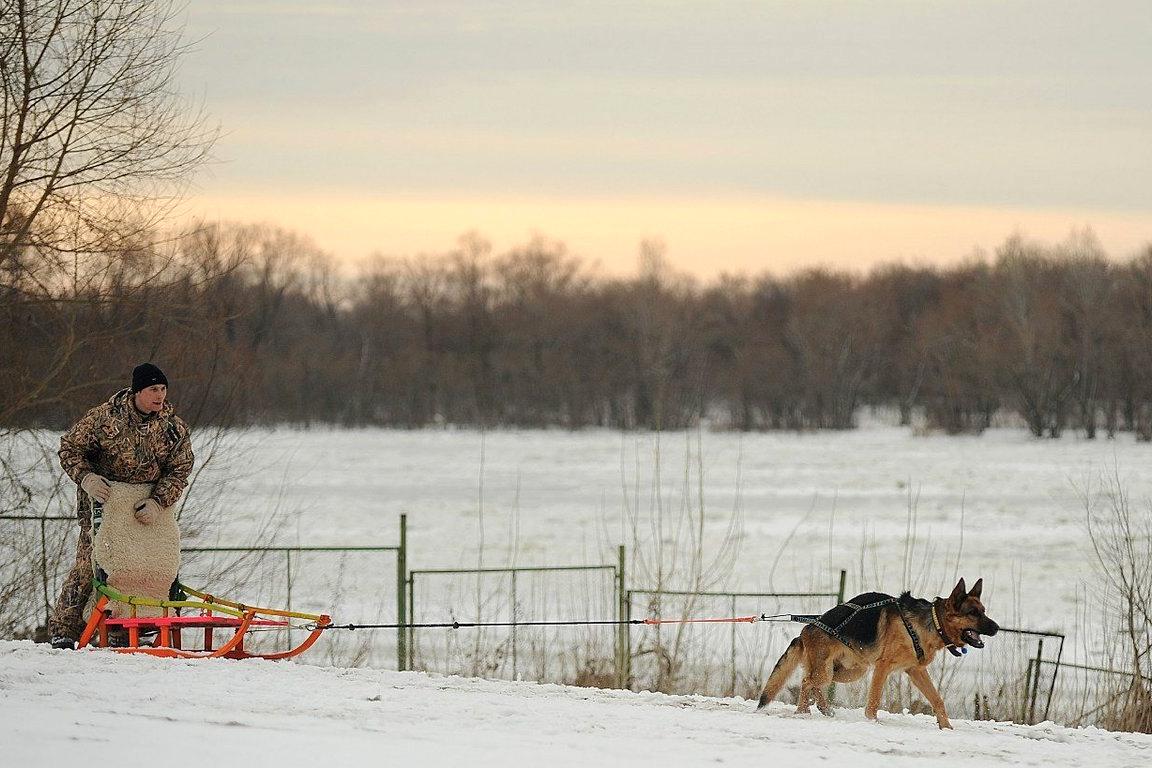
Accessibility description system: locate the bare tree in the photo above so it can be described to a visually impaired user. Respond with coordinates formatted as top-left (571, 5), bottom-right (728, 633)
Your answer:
top-left (492, 236), bottom-right (591, 426)
top-left (991, 237), bottom-right (1072, 437)
top-left (1085, 476), bottom-right (1152, 732)
top-left (916, 262), bottom-right (1000, 434)
top-left (863, 264), bottom-right (941, 426)
top-left (1114, 251), bottom-right (1152, 440)
top-left (784, 268), bottom-right (875, 429)
top-left (1056, 234), bottom-right (1118, 439)
top-left (0, 0), bottom-right (213, 263)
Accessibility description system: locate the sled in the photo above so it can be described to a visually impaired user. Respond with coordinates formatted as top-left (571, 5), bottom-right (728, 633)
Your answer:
top-left (77, 579), bottom-right (331, 660)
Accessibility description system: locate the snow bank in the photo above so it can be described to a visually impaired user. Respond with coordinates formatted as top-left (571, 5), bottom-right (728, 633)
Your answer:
top-left (2, 640), bottom-right (1148, 768)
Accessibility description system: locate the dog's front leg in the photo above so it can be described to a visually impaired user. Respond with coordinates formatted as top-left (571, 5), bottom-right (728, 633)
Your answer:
top-left (905, 666), bottom-right (952, 729)
top-left (865, 661), bottom-right (892, 721)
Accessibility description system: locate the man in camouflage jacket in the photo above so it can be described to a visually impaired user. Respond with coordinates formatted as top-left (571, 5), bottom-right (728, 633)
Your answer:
top-left (48, 363), bottom-right (194, 648)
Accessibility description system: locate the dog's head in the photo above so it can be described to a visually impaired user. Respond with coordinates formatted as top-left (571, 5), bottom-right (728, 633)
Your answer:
top-left (938, 578), bottom-right (999, 649)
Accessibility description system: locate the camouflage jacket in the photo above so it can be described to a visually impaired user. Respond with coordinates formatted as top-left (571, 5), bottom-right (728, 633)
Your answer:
top-left (59, 389), bottom-right (195, 512)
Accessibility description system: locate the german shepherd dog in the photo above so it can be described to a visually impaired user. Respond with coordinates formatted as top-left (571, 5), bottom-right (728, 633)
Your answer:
top-left (756, 578), bottom-right (998, 729)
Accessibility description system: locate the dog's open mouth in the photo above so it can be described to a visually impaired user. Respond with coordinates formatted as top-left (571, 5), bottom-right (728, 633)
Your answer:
top-left (961, 629), bottom-right (985, 648)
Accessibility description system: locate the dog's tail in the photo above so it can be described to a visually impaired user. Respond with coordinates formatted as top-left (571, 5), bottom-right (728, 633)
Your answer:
top-left (757, 635), bottom-right (804, 709)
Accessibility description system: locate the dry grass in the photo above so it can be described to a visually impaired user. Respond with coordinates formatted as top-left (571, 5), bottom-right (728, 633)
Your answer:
top-left (1084, 471), bottom-right (1152, 733)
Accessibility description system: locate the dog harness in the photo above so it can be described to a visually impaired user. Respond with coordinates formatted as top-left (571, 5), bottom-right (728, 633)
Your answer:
top-left (795, 597), bottom-right (927, 661)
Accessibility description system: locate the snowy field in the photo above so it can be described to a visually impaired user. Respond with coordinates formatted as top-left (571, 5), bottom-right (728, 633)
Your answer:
top-left (5, 422), bottom-right (1151, 722)
top-left (187, 422), bottom-right (1144, 617)
top-left (2, 639), bottom-right (1149, 768)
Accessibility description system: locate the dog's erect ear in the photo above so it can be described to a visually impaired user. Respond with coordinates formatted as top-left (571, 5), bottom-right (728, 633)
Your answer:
top-left (968, 578), bottom-right (983, 599)
top-left (949, 578), bottom-right (967, 607)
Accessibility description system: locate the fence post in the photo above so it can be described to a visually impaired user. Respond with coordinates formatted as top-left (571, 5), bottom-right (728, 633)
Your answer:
top-left (616, 544), bottom-right (628, 689)
top-left (284, 550), bottom-right (292, 612)
top-left (1021, 658), bottom-right (1034, 724)
top-left (285, 549), bottom-right (294, 645)
top-left (1028, 639), bottom-right (1044, 724)
top-left (1043, 635), bottom-right (1065, 722)
top-left (511, 569), bottom-right (518, 680)
top-left (730, 593), bottom-right (737, 697)
top-left (40, 517), bottom-right (50, 626)
top-left (398, 513), bottom-right (408, 671)
top-left (829, 570), bottom-right (845, 706)
top-left (407, 573), bottom-right (416, 670)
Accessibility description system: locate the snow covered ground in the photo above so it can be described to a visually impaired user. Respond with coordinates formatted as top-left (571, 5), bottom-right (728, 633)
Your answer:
top-left (3, 639), bottom-right (1148, 768)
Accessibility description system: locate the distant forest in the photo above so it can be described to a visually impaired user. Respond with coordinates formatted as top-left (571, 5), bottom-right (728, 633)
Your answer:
top-left (4, 224), bottom-right (1152, 438)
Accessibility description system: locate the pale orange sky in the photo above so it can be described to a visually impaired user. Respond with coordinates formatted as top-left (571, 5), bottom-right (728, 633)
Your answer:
top-left (180, 192), bottom-right (1152, 278)
top-left (177, 3), bottom-right (1152, 278)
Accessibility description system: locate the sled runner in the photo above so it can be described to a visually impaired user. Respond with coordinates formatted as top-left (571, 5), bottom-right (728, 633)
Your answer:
top-left (77, 579), bottom-right (331, 659)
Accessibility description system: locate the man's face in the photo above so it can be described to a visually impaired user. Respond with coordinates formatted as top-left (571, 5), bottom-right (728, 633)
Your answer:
top-left (134, 384), bottom-right (167, 414)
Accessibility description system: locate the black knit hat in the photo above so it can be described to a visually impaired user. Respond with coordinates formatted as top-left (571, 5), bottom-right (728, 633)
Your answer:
top-left (131, 363), bottom-right (168, 393)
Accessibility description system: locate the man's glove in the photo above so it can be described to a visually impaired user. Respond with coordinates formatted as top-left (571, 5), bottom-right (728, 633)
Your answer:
top-left (134, 498), bottom-right (161, 525)
top-left (80, 473), bottom-right (112, 503)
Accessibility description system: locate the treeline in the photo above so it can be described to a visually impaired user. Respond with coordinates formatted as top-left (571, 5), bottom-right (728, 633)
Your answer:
top-left (4, 224), bottom-right (1152, 437)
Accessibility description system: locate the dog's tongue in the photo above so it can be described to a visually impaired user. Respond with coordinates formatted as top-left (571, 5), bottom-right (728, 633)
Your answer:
top-left (961, 629), bottom-right (985, 648)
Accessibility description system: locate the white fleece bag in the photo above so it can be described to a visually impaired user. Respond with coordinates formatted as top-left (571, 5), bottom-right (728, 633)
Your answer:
top-left (91, 481), bottom-right (181, 618)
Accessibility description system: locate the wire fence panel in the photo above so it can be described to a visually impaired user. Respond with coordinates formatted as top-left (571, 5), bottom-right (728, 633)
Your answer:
top-left (180, 546), bottom-right (401, 668)
top-left (0, 515), bottom-right (75, 638)
top-left (1037, 658), bottom-right (1152, 729)
top-left (626, 591), bottom-right (840, 698)
top-left (408, 566), bottom-right (618, 685)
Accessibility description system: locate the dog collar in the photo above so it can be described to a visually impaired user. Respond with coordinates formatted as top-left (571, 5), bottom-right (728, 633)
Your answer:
top-left (932, 600), bottom-right (964, 657)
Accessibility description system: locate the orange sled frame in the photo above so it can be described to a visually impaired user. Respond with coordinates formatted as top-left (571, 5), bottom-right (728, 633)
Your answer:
top-left (78, 580), bottom-right (331, 660)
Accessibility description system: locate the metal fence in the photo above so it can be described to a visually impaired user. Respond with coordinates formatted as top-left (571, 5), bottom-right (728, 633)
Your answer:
top-left (0, 513), bottom-right (73, 633)
top-left (624, 572), bottom-right (846, 697)
top-left (403, 551), bottom-right (850, 694)
top-left (3, 512), bottom-right (1145, 729)
top-left (405, 546), bottom-right (625, 684)
top-left (0, 512), bottom-right (409, 668)
top-left (181, 515), bottom-right (407, 669)
top-left (1002, 627), bottom-right (1066, 724)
